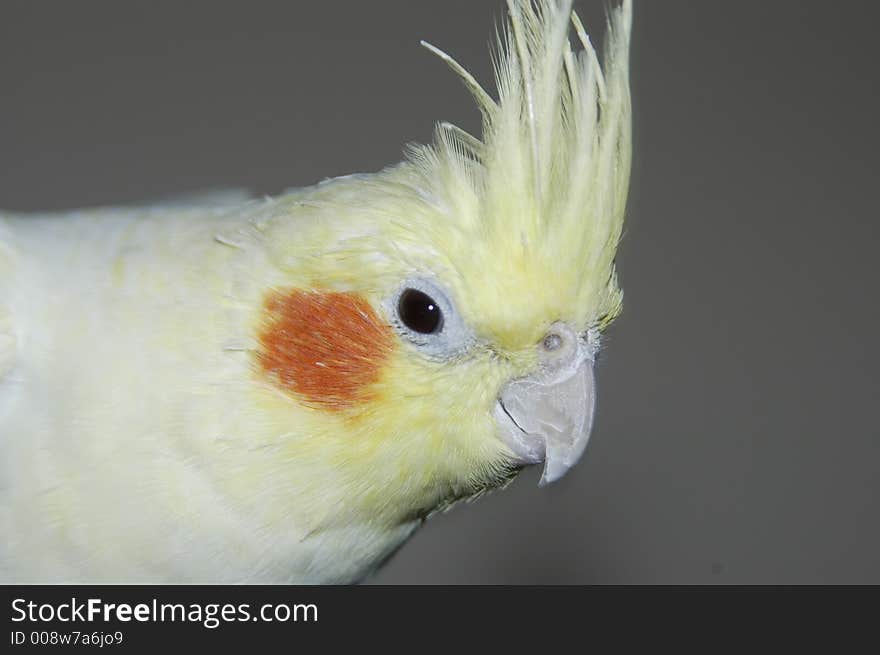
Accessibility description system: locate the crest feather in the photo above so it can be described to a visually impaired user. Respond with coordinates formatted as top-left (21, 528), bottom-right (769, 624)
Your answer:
top-left (416, 0), bottom-right (633, 306)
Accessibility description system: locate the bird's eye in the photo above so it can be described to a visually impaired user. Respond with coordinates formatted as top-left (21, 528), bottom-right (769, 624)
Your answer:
top-left (398, 288), bottom-right (443, 334)
top-left (386, 277), bottom-right (473, 360)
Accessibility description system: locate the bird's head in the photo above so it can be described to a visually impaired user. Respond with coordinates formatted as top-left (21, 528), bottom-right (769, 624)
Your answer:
top-left (251, 0), bottom-right (632, 526)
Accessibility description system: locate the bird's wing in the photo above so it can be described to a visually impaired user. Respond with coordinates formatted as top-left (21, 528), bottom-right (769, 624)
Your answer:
top-left (0, 203), bottom-right (278, 581)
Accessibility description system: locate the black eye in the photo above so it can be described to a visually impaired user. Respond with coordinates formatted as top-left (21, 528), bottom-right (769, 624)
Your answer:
top-left (398, 288), bottom-right (443, 334)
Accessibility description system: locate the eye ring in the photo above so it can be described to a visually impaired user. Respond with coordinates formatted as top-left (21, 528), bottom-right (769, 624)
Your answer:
top-left (385, 277), bottom-right (474, 360)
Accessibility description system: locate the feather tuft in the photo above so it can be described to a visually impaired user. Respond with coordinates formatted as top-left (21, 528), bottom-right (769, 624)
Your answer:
top-left (415, 0), bottom-right (633, 326)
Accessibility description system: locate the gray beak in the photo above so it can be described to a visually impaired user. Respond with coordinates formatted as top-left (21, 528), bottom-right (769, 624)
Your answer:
top-left (493, 324), bottom-right (597, 486)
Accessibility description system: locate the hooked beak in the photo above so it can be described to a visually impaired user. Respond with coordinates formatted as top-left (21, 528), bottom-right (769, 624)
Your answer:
top-left (493, 327), bottom-right (597, 486)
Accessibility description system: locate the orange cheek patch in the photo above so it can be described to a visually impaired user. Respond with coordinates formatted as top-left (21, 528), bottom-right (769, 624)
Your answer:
top-left (257, 289), bottom-right (395, 411)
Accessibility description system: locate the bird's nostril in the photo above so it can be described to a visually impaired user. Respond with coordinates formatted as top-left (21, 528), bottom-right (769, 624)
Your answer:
top-left (538, 322), bottom-right (580, 367)
top-left (542, 332), bottom-right (563, 352)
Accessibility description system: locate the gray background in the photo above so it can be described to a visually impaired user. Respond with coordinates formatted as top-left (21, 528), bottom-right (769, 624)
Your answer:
top-left (2, 1), bottom-right (877, 583)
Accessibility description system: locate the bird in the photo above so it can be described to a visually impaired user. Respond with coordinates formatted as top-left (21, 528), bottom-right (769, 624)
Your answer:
top-left (0, 0), bottom-right (633, 583)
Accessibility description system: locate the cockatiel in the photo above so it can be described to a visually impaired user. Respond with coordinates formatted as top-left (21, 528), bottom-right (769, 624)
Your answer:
top-left (0, 0), bottom-right (632, 583)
